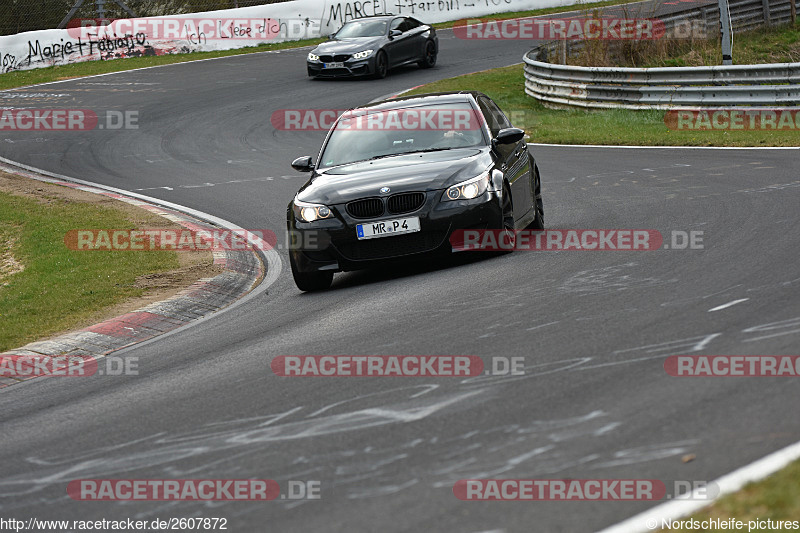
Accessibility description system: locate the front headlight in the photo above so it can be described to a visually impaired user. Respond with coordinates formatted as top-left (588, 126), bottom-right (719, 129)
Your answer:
top-left (307, 52), bottom-right (320, 61)
top-left (352, 49), bottom-right (374, 60)
top-left (293, 199), bottom-right (334, 222)
top-left (444, 172), bottom-right (490, 201)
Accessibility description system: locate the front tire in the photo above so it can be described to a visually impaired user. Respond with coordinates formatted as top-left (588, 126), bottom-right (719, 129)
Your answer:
top-left (373, 51), bottom-right (388, 79)
top-left (529, 160), bottom-right (544, 230)
top-left (290, 254), bottom-right (333, 292)
top-left (494, 183), bottom-right (516, 254)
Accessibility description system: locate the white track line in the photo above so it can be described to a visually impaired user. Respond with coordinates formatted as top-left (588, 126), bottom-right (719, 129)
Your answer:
top-left (598, 435), bottom-right (800, 532)
top-left (708, 299), bottom-right (749, 312)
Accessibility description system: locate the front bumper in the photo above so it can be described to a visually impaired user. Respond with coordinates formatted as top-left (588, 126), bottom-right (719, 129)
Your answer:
top-left (288, 190), bottom-right (501, 274)
top-left (307, 57), bottom-right (375, 78)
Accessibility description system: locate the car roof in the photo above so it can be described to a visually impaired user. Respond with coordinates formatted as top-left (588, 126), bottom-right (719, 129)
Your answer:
top-left (352, 91), bottom-right (488, 113)
top-left (342, 15), bottom-right (403, 22)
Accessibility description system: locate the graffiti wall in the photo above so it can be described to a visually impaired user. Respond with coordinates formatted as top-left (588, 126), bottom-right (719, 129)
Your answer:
top-left (0, 0), bottom-right (579, 74)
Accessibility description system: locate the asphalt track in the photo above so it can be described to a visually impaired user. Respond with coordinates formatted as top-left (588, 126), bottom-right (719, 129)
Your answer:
top-left (1, 3), bottom-right (800, 531)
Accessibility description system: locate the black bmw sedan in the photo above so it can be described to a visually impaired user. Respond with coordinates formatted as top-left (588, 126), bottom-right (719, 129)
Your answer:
top-left (307, 16), bottom-right (437, 79)
top-left (286, 91), bottom-right (545, 291)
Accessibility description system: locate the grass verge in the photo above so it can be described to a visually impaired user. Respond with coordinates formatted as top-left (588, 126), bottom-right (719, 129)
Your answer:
top-left (0, 172), bottom-right (217, 352)
top-left (1, 0), bottom-right (644, 91)
top-left (403, 63), bottom-right (800, 147)
top-left (659, 458), bottom-right (800, 531)
top-left (570, 19), bottom-right (800, 67)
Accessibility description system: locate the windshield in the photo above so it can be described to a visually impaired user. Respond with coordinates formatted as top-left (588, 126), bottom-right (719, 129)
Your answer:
top-left (319, 103), bottom-right (486, 168)
top-left (334, 20), bottom-right (388, 38)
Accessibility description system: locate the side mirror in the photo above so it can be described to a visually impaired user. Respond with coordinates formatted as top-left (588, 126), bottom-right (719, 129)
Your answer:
top-left (291, 156), bottom-right (314, 172)
top-left (492, 127), bottom-right (525, 147)
top-left (389, 29), bottom-right (402, 39)
top-left (328, 33), bottom-right (337, 40)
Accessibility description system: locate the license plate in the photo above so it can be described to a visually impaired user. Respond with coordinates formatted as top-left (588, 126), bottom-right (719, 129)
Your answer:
top-left (356, 217), bottom-right (420, 240)
top-left (323, 62), bottom-right (344, 69)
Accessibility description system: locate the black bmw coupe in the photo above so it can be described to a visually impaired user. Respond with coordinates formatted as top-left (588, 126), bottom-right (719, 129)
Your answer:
top-left (307, 16), bottom-right (437, 79)
top-left (287, 91), bottom-right (545, 291)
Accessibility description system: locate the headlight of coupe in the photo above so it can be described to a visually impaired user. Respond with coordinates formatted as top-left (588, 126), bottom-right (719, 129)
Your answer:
top-left (307, 52), bottom-right (320, 61)
top-left (444, 172), bottom-right (490, 201)
top-left (351, 49), bottom-right (374, 60)
top-left (293, 199), bottom-right (334, 222)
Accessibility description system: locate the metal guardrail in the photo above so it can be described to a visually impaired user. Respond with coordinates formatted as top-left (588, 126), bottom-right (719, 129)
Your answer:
top-left (656, 0), bottom-right (798, 34)
top-left (524, 59), bottom-right (800, 108)
top-left (523, 0), bottom-right (800, 109)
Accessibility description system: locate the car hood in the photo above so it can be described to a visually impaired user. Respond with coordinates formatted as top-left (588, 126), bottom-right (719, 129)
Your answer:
top-left (297, 148), bottom-right (492, 205)
top-left (313, 37), bottom-right (384, 54)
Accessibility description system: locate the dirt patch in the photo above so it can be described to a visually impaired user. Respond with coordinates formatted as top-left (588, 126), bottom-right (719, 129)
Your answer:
top-left (0, 234), bottom-right (25, 287)
top-left (0, 170), bottom-right (224, 339)
top-left (0, 171), bottom-right (168, 227)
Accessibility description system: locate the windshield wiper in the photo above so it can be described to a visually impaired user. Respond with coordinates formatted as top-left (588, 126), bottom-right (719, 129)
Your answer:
top-left (369, 148), bottom-right (453, 160)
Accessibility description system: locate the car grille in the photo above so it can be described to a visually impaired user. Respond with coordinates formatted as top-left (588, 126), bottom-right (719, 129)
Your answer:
top-left (346, 193), bottom-right (426, 219)
top-left (319, 54), bottom-right (351, 62)
top-left (387, 192), bottom-right (425, 215)
top-left (338, 231), bottom-right (446, 261)
top-left (346, 198), bottom-right (384, 219)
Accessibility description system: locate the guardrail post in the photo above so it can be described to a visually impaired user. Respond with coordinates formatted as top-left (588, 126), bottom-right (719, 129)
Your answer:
top-left (761, 0), bottom-right (772, 26)
top-left (792, 0), bottom-right (797, 24)
top-left (719, 0), bottom-right (733, 64)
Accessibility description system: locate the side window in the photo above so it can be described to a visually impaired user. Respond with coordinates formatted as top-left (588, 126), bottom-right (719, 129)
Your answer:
top-left (405, 18), bottom-right (422, 30)
top-left (396, 18), bottom-right (420, 32)
top-left (477, 98), bottom-right (506, 136)
top-left (483, 98), bottom-right (512, 131)
top-left (390, 18), bottom-right (404, 33)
